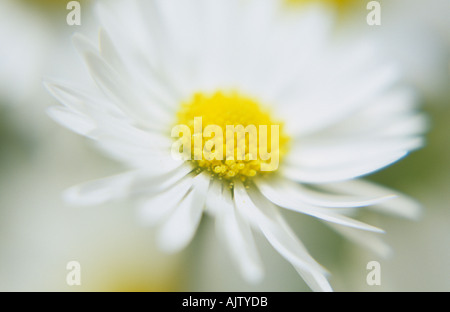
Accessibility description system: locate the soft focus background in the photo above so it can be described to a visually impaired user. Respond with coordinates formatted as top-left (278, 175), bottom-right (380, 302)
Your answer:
top-left (0, 0), bottom-right (448, 291)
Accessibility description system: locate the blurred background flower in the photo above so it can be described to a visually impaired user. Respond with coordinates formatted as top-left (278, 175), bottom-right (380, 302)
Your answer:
top-left (0, 0), bottom-right (448, 292)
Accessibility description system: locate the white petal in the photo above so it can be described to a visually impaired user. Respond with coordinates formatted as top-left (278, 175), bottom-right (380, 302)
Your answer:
top-left (285, 137), bottom-right (424, 169)
top-left (327, 223), bottom-right (393, 258)
top-left (215, 189), bottom-right (264, 284)
top-left (99, 27), bottom-right (182, 115)
top-left (122, 0), bottom-right (203, 98)
top-left (254, 179), bottom-right (384, 233)
top-left (355, 87), bottom-right (420, 121)
top-left (233, 183), bottom-right (328, 276)
top-left (43, 78), bottom-right (125, 119)
top-left (94, 124), bottom-right (173, 149)
top-left (46, 106), bottom-right (96, 136)
top-left (64, 164), bottom-right (192, 206)
top-left (131, 164), bottom-right (194, 195)
top-left (137, 176), bottom-right (194, 227)
top-left (255, 177), bottom-right (395, 208)
top-left (306, 87), bottom-right (425, 140)
top-left (96, 139), bottom-right (182, 173)
top-left (283, 64), bottom-right (402, 136)
top-left (97, 1), bottom-right (186, 108)
top-left (96, 0), bottom-right (162, 70)
top-left (320, 180), bottom-right (422, 220)
top-left (72, 32), bottom-right (98, 58)
top-left (83, 51), bottom-right (170, 128)
top-left (282, 151), bottom-right (408, 183)
top-left (273, 37), bottom-right (377, 107)
top-left (63, 171), bottom-right (138, 206)
top-left (295, 267), bottom-right (333, 292)
top-left (83, 114), bottom-right (173, 156)
top-left (377, 114), bottom-right (429, 138)
top-left (204, 178), bottom-right (223, 216)
top-left (235, 183), bottom-right (333, 291)
top-left (156, 173), bottom-right (210, 253)
top-left (98, 28), bottom-right (127, 76)
top-left (148, 0), bottom-right (204, 65)
top-left (225, 0), bottom-right (283, 93)
top-left (252, 4), bottom-right (334, 102)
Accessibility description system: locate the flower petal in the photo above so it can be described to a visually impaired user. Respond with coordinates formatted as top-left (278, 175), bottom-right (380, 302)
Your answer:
top-left (63, 171), bottom-right (138, 206)
top-left (131, 164), bottom-right (194, 195)
top-left (282, 151), bottom-right (408, 183)
top-left (327, 223), bottom-right (393, 258)
top-left (43, 78), bottom-right (126, 120)
top-left (97, 1), bottom-right (185, 109)
top-left (46, 106), bottom-right (95, 136)
top-left (233, 182), bottom-right (329, 279)
top-left (282, 64), bottom-right (402, 136)
top-left (320, 180), bottom-right (422, 220)
top-left (156, 172), bottom-right (210, 253)
top-left (204, 178), bottom-right (223, 216)
top-left (96, 138), bottom-right (180, 172)
top-left (294, 267), bottom-right (333, 292)
top-left (253, 4), bottom-right (334, 102)
top-left (254, 179), bottom-right (384, 233)
top-left (286, 137), bottom-right (424, 169)
top-left (83, 50), bottom-right (171, 128)
top-left (295, 87), bottom-right (426, 142)
top-left (137, 176), bottom-right (194, 227)
top-left (216, 189), bottom-right (264, 284)
top-left (64, 164), bottom-right (192, 206)
top-left (98, 28), bottom-right (127, 76)
top-left (255, 177), bottom-right (395, 208)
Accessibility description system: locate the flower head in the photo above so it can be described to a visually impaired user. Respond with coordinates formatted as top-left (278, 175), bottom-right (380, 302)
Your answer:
top-left (45, 0), bottom-right (427, 291)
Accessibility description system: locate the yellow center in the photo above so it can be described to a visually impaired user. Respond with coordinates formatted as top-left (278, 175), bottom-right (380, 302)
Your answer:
top-left (175, 91), bottom-right (289, 182)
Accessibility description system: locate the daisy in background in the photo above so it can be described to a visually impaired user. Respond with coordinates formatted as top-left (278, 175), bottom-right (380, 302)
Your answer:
top-left (45, 0), bottom-right (427, 291)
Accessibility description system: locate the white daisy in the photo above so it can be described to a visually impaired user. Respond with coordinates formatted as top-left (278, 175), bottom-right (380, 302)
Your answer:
top-left (45, 0), bottom-right (427, 291)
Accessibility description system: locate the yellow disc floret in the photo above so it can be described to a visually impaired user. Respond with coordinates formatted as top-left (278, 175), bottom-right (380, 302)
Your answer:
top-left (175, 91), bottom-right (289, 182)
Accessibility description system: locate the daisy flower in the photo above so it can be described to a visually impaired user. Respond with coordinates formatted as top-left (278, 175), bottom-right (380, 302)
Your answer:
top-left (45, 0), bottom-right (427, 291)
